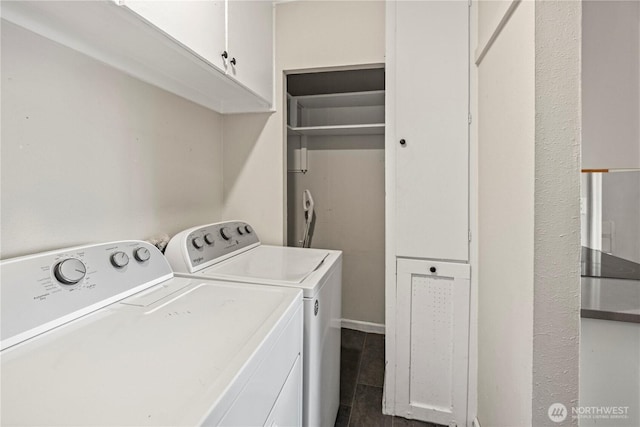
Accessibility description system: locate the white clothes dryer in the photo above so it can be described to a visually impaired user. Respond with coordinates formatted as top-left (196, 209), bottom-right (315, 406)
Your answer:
top-left (1, 240), bottom-right (303, 427)
top-left (165, 221), bottom-right (342, 427)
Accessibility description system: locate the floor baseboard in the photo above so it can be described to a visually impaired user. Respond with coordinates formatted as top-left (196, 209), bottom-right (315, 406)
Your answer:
top-left (341, 319), bottom-right (385, 335)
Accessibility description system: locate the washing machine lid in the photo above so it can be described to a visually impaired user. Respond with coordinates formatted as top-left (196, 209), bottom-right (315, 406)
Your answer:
top-left (201, 245), bottom-right (331, 294)
top-left (1, 278), bottom-right (301, 426)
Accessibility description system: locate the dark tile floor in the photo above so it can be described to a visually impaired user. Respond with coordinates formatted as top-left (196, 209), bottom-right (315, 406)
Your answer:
top-left (336, 328), bottom-right (442, 427)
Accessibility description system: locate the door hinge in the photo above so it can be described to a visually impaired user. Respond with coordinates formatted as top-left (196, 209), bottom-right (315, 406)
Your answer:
top-left (468, 113), bottom-right (472, 124)
top-left (468, 230), bottom-right (472, 242)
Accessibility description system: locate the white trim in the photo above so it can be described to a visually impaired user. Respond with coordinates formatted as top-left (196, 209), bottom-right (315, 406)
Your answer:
top-left (383, 0), bottom-right (398, 416)
top-left (474, 0), bottom-right (521, 65)
top-left (341, 319), bottom-right (385, 335)
top-left (467, 2), bottom-right (479, 426)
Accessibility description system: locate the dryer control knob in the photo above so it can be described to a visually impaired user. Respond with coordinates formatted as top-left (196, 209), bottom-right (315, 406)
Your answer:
top-left (192, 237), bottom-right (205, 249)
top-left (204, 233), bottom-right (216, 245)
top-left (54, 258), bottom-right (87, 285)
top-left (244, 225), bottom-right (252, 234)
top-left (220, 227), bottom-right (232, 241)
top-left (110, 251), bottom-right (130, 268)
top-left (134, 247), bottom-right (151, 262)
top-left (237, 226), bottom-right (244, 235)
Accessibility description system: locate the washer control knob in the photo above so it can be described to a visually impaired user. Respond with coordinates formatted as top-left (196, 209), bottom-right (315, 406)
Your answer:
top-left (54, 258), bottom-right (87, 285)
top-left (192, 237), bottom-right (204, 249)
top-left (134, 247), bottom-right (151, 262)
top-left (237, 226), bottom-right (245, 235)
top-left (220, 227), bottom-right (232, 241)
top-left (244, 225), bottom-right (252, 234)
top-left (110, 251), bottom-right (130, 268)
top-left (204, 233), bottom-right (216, 245)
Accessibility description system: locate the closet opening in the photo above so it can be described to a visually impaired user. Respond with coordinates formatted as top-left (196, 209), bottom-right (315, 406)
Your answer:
top-left (285, 66), bottom-right (386, 327)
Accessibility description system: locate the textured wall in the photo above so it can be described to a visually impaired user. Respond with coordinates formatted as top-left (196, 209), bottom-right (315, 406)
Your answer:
top-left (1, 22), bottom-right (224, 259)
top-left (532, 1), bottom-right (581, 425)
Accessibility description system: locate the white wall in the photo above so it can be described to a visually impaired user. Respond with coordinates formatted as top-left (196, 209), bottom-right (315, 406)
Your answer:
top-left (222, 1), bottom-right (385, 324)
top-left (1, 22), bottom-right (224, 258)
top-left (582, 0), bottom-right (640, 170)
top-left (222, 0), bottom-right (385, 246)
top-left (580, 319), bottom-right (640, 427)
top-left (602, 171), bottom-right (640, 263)
top-left (287, 135), bottom-right (385, 325)
top-left (476, 1), bottom-right (581, 425)
top-left (477, 2), bottom-right (535, 424)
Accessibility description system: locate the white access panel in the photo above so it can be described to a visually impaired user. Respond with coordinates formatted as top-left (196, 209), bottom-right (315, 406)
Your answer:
top-left (395, 259), bottom-right (470, 426)
top-left (394, 0), bottom-right (469, 261)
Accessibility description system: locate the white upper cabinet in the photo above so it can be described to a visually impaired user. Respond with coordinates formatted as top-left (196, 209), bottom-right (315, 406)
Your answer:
top-left (123, 0), bottom-right (274, 104)
top-left (392, 0), bottom-right (469, 262)
top-left (1, 0), bottom-right (274, 113)
top-left (122, 0), bottom-right (227, 72)
top-left (226, 0), bottom-right (274, 103)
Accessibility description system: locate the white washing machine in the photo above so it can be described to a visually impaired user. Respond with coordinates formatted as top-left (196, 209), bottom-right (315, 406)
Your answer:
top-left (165, 221), bottom-right (342, 427)
top-left (1, 240), bottom-right (303, 426)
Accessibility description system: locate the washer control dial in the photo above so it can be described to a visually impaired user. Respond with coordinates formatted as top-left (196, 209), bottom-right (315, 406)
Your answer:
top-left (220, 227), bottom-right (232, 241)
top-left (192, 237), bottom-right (204, 249)
top-left (54, 258), bottom-right (87, 285)
top-left (204, 233), bottom-right (216, 245)
top-left (134, 247), bottom-right (151, 262)
top-left (245, 225), bottom-right (252, 234)
top-left (237, 226), bottom-right (245, 235)
top-left (110, 251), bottom-right (130, 268)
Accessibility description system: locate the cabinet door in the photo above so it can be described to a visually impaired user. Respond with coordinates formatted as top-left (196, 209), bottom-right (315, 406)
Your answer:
top-left (227, 0), bottom-right (273, 103)
top-left (394, 0), bottom-right (469, 261)
top-left (122, 0), bottom-right (226, 71)
top-left (396, 259), bottom-right (470, 426)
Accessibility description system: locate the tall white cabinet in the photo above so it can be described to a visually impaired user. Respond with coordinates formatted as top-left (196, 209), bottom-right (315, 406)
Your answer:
top-left (385, 2), bottom-right (471, 426)
top-left (394, 0), bottom-right (469, 262)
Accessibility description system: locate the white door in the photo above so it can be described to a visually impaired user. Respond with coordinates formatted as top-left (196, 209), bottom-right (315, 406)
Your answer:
top-left (227, 0), bottom-right (274, 103)
top-left (122, 0), bottom-right (226, 71)
top-left (394, 0), bottom-right (469, 261)
top-left (395, 258), bottom-right (470, 426)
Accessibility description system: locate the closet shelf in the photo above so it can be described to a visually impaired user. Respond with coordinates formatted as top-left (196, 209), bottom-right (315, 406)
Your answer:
top-left (287, 124), bottom-right (385, 136)
top-left (290, 90), bottom-right (385, 109)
